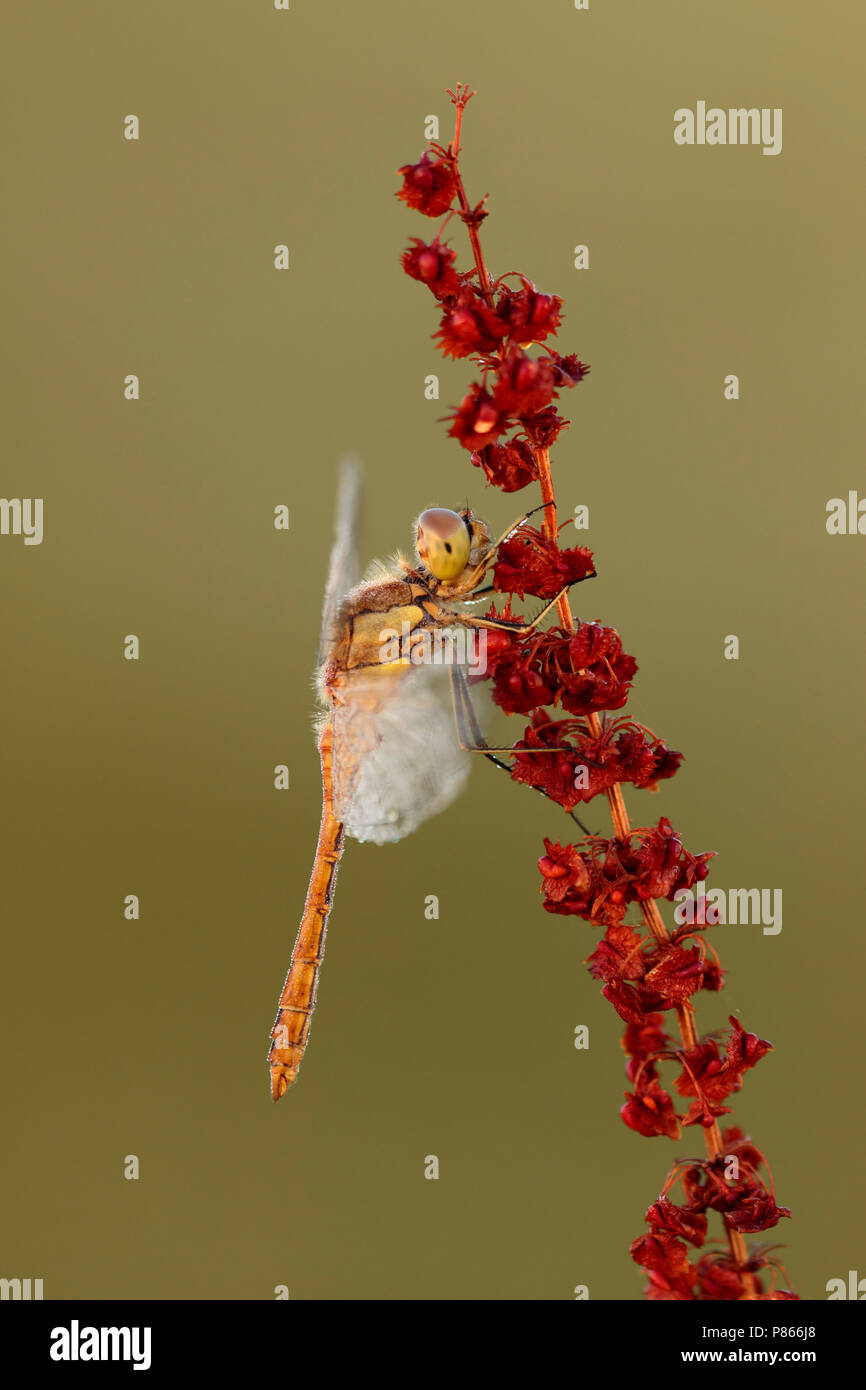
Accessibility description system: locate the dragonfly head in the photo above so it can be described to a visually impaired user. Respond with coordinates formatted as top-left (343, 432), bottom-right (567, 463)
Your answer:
top-left (415, 507), bottom-right (492, 593)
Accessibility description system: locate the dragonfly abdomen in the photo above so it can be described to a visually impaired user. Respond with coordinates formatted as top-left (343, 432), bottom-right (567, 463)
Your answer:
top-left (268, 721), bottom-right (345, 1101)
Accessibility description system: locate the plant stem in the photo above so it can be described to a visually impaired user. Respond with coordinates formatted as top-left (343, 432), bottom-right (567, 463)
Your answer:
top-left (450, 166), bottom-right (494, 304)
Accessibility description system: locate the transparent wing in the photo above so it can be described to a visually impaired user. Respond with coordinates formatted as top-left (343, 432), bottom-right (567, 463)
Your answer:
top-left (331, 664), bottom-right (470, 845)
top-left (318, 454), bottom-right (362, 667)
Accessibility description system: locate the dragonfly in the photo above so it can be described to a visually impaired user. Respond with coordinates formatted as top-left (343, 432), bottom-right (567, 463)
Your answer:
top-left (267, 458), bottom-right (576, 1101)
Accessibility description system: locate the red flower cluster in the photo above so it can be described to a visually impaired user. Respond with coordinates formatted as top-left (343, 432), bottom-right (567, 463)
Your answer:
top-left (497, 285), bottom-right (563, 345)
top-left (400, 237), bottom-right (460, 299)
top-left (510, 711), bottom-right (681, 810)
top-left (396, 152), bottom-right (458, 217)
top-left (492, 526), bottom-right (595, 600)
top-left (539, 818), bottom-right (714, 925)
top-left (446, 384), bottom-right (506, 451)
top-left (673, 1017), bottom-right (773, 1122)
top-left (435, 289), bottom-right (509, 359)
top-left (620, 1012), bottom-right (770, 1136)
top-left (471, 439), bottom-right (538, 492)
top-left (631, 1127), bottom-right (794, 1299)
top-left (398, 155), bottom-right (588, 476)
top-left (479, 617), bottom-right (638, 716)
top-left (397, 85), bottom-right (795, 1300)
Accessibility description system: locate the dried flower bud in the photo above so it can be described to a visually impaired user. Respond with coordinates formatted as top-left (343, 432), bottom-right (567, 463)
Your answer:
top-left (396, 152), bottom-right (457, 217)
top-left (400, 237), bottom-right (460, 299)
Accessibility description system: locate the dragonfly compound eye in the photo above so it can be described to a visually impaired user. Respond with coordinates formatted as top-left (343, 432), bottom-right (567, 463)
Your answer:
top-left (416, 507), bottom-right (471, 581)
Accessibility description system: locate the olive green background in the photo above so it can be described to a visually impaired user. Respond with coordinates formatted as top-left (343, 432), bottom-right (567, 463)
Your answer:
top-left (2, 1), bottom-right (863, 1300)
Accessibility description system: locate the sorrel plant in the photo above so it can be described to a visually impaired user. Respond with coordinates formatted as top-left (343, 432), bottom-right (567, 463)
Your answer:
top-left (397, 85), bottom-right (796, 1301)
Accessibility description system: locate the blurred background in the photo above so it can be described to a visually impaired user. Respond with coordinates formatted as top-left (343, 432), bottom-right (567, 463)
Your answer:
top-left (1, 1), bottom-right (863, 1299)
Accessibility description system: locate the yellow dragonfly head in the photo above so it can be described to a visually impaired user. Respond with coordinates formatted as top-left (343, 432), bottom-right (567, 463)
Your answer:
top-left (415, 507), bottom-right (492, 593)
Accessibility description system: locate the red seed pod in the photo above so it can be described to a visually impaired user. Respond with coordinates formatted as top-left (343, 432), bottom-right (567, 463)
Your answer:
top-left (396, 152), bottom-right (457, 217)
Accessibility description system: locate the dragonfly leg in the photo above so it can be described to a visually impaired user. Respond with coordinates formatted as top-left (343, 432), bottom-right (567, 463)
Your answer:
top-left (485, 500), bottom-right (556, 556)
top-left (449, 663), bottom-right (511, 765)
top-left (448, 666), bottom-right (593, 835)
top-left (453, 586), bottom-right (572, 635)
top-left (519, 587), bottom-right (572, 633)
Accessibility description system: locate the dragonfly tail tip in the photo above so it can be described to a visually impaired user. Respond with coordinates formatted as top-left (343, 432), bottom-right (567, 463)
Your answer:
top-left (270, 1067), bottom-right (294, 1102)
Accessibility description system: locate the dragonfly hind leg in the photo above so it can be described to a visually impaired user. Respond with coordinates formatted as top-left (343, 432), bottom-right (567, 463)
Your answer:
top-left (448, 666), bottom-right (593, 835)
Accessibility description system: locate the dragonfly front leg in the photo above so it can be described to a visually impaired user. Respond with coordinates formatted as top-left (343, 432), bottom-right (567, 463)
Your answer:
top-left (484, 500), bottom-right (556, 557)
